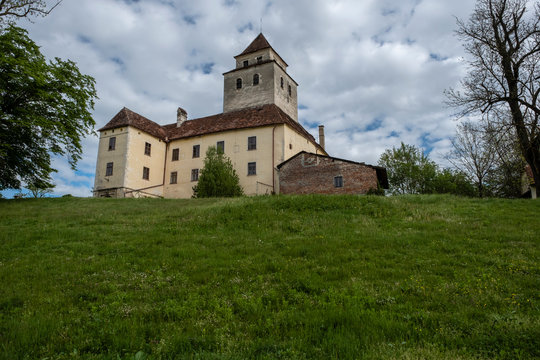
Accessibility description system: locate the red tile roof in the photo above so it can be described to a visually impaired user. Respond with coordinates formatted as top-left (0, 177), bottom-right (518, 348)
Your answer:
top-left (99, 107), bottom-right (167, 139)
top-left (99, 104), bottom-right (325, 154)
top-left (237, 33), bottom-right (272, 56)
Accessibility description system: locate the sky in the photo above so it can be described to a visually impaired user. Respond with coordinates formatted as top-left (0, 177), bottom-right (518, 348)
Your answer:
top-left (3, 0), bottom-right (479, 198)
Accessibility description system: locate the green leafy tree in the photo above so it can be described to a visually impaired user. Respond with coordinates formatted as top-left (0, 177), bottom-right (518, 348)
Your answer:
top-left (192, 146), bottom-right (243, 198)
top-left (0, 25), bottom-right (97, 190)
top-left (378, 142), bottom-right (438, 195)
top-left (432, 168), bottom-right (477, 197)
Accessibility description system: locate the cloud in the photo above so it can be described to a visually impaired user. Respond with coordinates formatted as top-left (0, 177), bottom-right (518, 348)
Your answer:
top-left (1, 0), bottom-right (477, 197)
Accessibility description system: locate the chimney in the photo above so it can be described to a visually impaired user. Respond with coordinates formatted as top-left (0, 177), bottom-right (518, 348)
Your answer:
top-left (177, 107), bottom-right (187, 127)
top-left (318, 125), bottom-right (325, 150)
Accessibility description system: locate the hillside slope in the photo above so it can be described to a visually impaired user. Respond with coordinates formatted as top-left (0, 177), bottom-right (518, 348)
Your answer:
top-left (0, 195), bottom-right (538, 359)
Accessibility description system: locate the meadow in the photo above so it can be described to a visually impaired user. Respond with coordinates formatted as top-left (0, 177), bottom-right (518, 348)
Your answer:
top-left (0, 195), bottom-right (538, 359)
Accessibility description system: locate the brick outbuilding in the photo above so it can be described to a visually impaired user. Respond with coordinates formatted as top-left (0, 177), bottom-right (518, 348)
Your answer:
top-left (277, 151), bottom-right (388, 195)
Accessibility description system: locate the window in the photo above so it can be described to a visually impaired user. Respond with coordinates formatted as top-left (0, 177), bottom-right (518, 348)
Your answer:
top-left (191, 169), bottom-right (199, 182)
top-left (108, 137), bottom-right (116, 151)
top-left (334, 176), bottom-right (343, 188)
top-left (253, 73), bottom-right (259, 85)
top-left (143, 167), bottom-right (150, 180)
top-left (248, 136), bottom-right (257, 150)
top-left (144, 142), bottom-right (151, 156)
top-left (243, 60), bottom-right (249, 67)
top-left (257, 56), bottom-right (263, 64)
top-left (105, 162), bottom-right (113, 176)
top-left (172, 148), bottom-right (179, 161)
top-left (217, 141), bottom-right (224, 153)
top-left (248, 162), bottom-right (256, 176)
top-left (288, 85), bottom-right (292, 96)
top-left (193, 144), bottom-right (200, 158)
top-left (280, 77), bottom-right (284, 89)
top-left (170, 171), bottom-right (177, 184)
top-left (236, 78), bottom-right (242, 89)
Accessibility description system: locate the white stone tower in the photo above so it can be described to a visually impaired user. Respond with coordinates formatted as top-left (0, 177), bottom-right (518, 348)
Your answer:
top-left (223, 33), bottom-right (298, 121)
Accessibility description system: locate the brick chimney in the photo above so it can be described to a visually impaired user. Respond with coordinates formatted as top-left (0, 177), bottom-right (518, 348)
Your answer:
top-left (177, 107), bottom-right (187, 127)
top-left (318, 125), bottom-right (325, 150)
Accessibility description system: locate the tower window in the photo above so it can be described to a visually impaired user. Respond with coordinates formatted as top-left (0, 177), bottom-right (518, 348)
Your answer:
top-left (236, 78), bottom-right (242, 89)
top-left (144, 142), bottom-right (151, 156)
top-left (243, 60), bottom-right (249, 67)
top-left (288, 85), bottom-right (292, 96)
top-left (280, 77), bottom-right (284, 89)
top-left (170, 171), bottom-right (177, 184)
top-left (105, 162), bottom-right (113, 176)
top-left (253, 74), bottom-right (259, 86)
top-left (257, 56), bottom-right (263, 64)
top-left (172, 148), bottom-right (179, 161)
top-left (248, 162), bottom-right (257, 176)
top-left (191, 169), bottom-right (199, 182)
top-left (217, 141), bottom-right (224, 153)
top-left (248, 136), bottom-right (257, 150)
top-left (108, 137), bottom-right (116, 151)
top-left (143, 167), bottom-right (150, 180)
top-left (193, 145), bottom-right (200, 158)
top-left (334, 176), bottom-right (343, 188)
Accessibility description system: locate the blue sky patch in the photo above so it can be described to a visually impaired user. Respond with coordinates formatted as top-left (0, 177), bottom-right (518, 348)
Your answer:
top-left (238, 23), bottom-right (254, 33)
top-left (77, 34), bottom-right (91, 44)
top-left (299, 104), bottom-right (308, 110)
top-left (429, 53), bottom-right (448, 61)
top-left (201, 62), bottom-right (214, 74)
top-left (365, 117), bottom-right (383, 131)
top-left (183, 15), bottom-right (198, 25)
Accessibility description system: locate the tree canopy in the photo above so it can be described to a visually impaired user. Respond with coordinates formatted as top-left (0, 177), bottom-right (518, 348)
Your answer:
top-left (192, 146), bottom-right (244, 198)
top-left (446, 0), bottom-right (540, 192)
top-left (0, 25), bottom-right (97, 190)
top-left (378, 142), bottom-right (438, 195)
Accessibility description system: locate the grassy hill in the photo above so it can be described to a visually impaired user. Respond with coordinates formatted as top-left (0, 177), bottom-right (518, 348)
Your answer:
top-left (0, 195), bottom-right (538, 359)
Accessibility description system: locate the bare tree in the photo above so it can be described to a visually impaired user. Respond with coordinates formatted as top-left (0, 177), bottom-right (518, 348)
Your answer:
top-left (0, 0), bottom-right (61, 25)
top-left (447, 122), bottom-right (497, 197)
top-left (446, 0), bottom-right (540, 192)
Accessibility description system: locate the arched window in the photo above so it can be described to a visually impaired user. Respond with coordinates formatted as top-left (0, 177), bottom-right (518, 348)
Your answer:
top-left (253, 74), bottom-right (259, 86)
top-left (236, 78), bottom-right (242, 89)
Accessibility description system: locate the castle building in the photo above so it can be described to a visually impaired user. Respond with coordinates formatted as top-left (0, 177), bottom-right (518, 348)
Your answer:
top-left (93, 34), bottom-right (387, 198)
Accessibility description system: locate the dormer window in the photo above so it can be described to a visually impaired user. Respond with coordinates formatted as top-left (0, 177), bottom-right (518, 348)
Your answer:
top-left (236, 78), bottom-right (242, 89)
top-left (253, 74), bottom-right (259, 86)
top-left (257, 56), bottom-right (263, 64)
top-left (243, 60), bottom-right (248, 67)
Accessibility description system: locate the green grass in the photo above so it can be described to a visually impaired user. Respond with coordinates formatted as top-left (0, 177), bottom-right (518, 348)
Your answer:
top-left (0, 195), bottom-right (538, 359)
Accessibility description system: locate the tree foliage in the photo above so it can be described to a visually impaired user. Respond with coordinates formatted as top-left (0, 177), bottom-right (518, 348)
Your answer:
top-left (0, 0), bottom-right (61, 26)
top-left (0, 25), bottom-right (97, 190)
top-left (378, 142), bottom-right (438, 194)
top-left (192, 146), bottom-right (243, 198)
top-left (446, 0), bottom-right (540, 194)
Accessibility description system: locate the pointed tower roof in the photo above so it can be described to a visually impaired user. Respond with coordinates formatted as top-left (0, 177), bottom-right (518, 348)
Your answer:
top-left (237, 33), bottom-right (272, 56)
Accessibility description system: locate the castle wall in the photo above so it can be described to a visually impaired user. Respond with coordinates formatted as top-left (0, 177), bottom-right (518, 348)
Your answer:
top-left (223, 61), bottom-right (275, 114)
top-left (94, 127), bottom-right (129, 197)
top-left (123, 127), bottom-right (166, 197)
top-left (164, 125), bottom-right (281, 198)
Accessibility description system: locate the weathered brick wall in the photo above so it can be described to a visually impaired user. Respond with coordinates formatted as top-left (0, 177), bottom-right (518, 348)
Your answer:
top-left (278, 153), bottom-right (379, 195)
